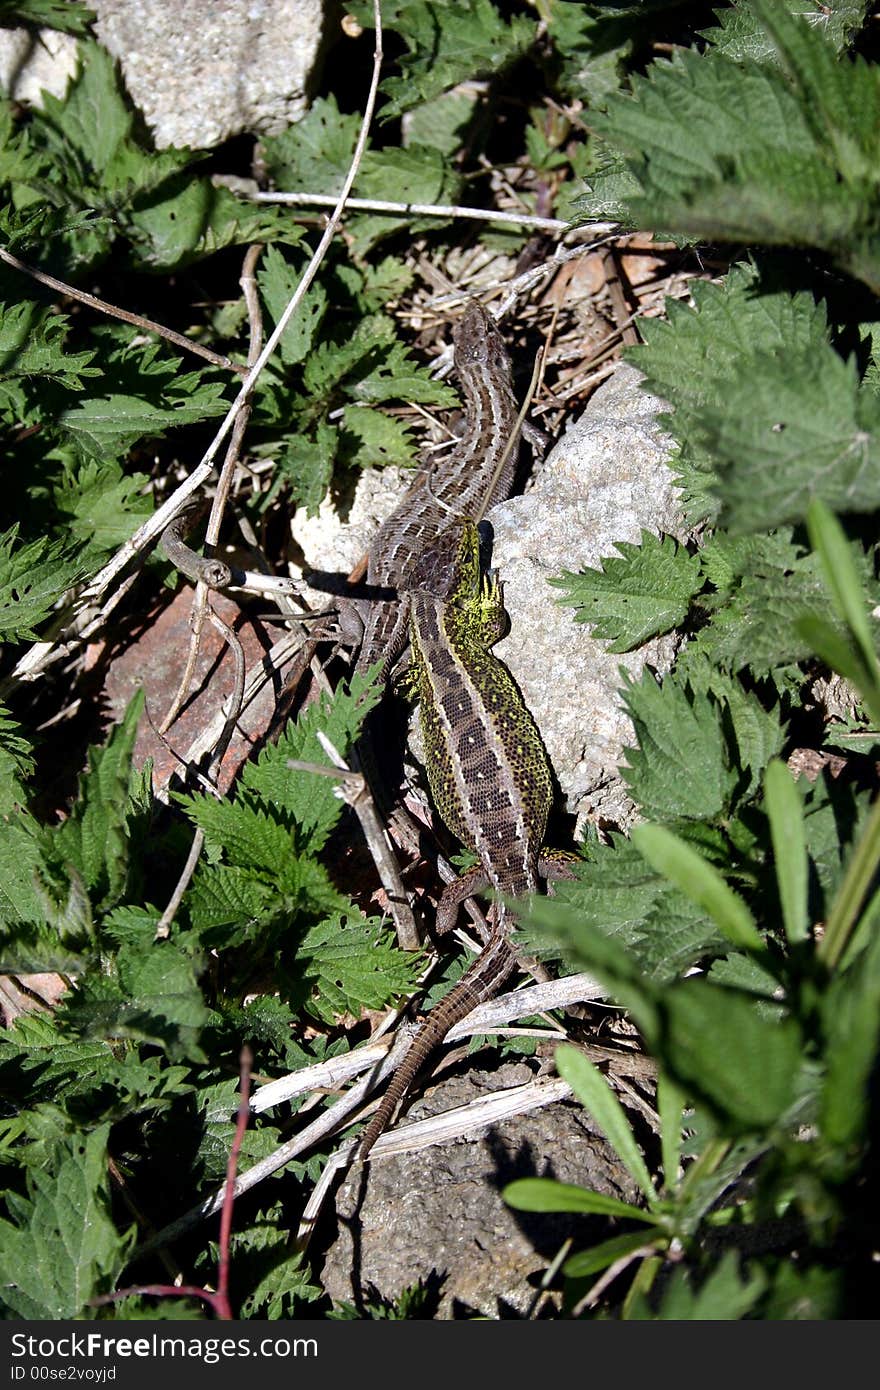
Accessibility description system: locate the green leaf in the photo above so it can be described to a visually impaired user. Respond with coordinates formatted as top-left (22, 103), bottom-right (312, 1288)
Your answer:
top-left (706, 343), bottom-right (880, 532)
top-left (53, 691), bottom-right (145, 908)
top-left (373, 0), bottom-right (537, 120)
top-left (629, 264), bottom-right (833, 526)
top-left (271, 419), bottom-right (338, 516)
top-left (0, 1125), bottom-right (132, 1318)
top-left (504, 1177), bottom-right (655, 1224)
top-left (634, 1250), bottom-right (766, 1320)
top-left (292, 913), bottom-right (419, 1023)
top-left (621, 668), bottom-right (737, 821)
top-left (585, 12), bottom-right (880, 292)
top-left (258, 244), bottom-right (327, 367)
top-left (632, 823), bottom-right (764, 954)
top-left (261, 94), bottom-right (361, 194)
top-left (806, 498), bottom-right (880, 725)
top-left (341, 404), bottom-right (417, 470)
top-left (764, 760), bottom-right (808, 945)
top-left (704, 1), bottom-right (865, 62)
top-left (659, 978), bottom-right (803, 1131)
top-left (1, 1), bottom-right (96, 36)
top-left (551, 531), bottom-right (701, 651)
top-left (242, 671), bottom-right (381, 851)
top-left (61, 939), bottom-right (209, 1062)
top-left (0, 702), bottom-right (34, 813)
top-left (820, 912), bottom-right (880, 1152)
top-left (555, 1043), bottom-right (657, 1203)
top-left (0, 526), bottom-right (86, 641)
top-left (563, 1230), bottom-right (661, 1282)
top-left (53, 459), bottom-right (152, 554)
top-left (658, 1071), bottom-right (686, 1192)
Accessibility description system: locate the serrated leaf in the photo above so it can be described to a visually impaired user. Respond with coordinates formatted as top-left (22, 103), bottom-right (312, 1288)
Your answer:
top-left (707, 343), bottom-right (880, 532)
top-left (261, 94), bottom-right (361, 194)
top-left (242, 671), bottom-right (381, 851)
top-left (585, 13), bottom-right (880, 291)
top-left (53, 691), bottom-right (144, 909)
top-left (292, 913), bottom-right (419, 1023)
top-left (0, 299), bottom-right (99, 394)
top-left (53, 459), bottom-right (152, 553)
top-left (0, 702), bottom-right (34, 813)
top-left (621, 668), bottom-right (737, 821)
top-left (0, 526), bottom-right (86, 640)
top-left (0, 1125), bottom-right (132, 1318)
top-left (375, 0), bottom-right (537, 120)
top-left (272, 419), bottom-right (338, 515)
top-left (632, 823), bottom-right (765, 954)
top-left (551, 530), bottom-right (701, 651)
top-left (258, 244), bottom-right (327, 366)
top-left (61, 939), bottom-right (209, 1062)
top-left (629, 264), bottom-right (831, 525)
top-left (341, 404), bottom-right (416, 470)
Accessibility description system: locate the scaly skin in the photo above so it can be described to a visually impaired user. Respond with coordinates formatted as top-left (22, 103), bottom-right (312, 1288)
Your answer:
top-left (358, 523), bottom-right (567, 1159)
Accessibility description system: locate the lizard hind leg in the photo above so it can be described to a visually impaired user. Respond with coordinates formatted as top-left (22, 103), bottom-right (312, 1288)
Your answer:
top-left (435, 862), bottom-right (490, 936)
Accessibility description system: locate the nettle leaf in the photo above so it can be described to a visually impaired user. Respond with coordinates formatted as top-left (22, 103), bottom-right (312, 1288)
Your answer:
top-left (529, 835), bottom-right (726, 984)
top-left (53, 691), bottom-right (145, 909)
top-left (374, 0), bottom-right (537, 120)
top-left (683, 658), bottom-right (786, 799)
top-left (551, 530), bottom-right (701, 651)
top-left (261, 94), bottom-right (361, 193)
top-left (242, 671), bottom-right (382, 851)
top-left (0, 702), bottom-right (34, 813)
top-left (682, 532), bottom-right (834, 676)
top-left (0, 525), bottom-right (87, 641)
top-left (703, 1), bottom-right (865, 63)
top-left (1, 1), bottom-right (96, 36)
top-left (290, 912), bottom-right (419, 1023)
top-left (0, 298), bottom-right (99, 400)
top-left (258, 244), bottom-right (327, 366)
top-left (348, 335), bottom-right (457, 408)
top-left (585, 8), bottom-right (880, 291)
top-left (705, 342), bottom-right (880, 532)
top-left (621, 668), bottom-right (737, 822)
top-left (125, 179), bottom-right (292, 272)
top-left (0, 1125), bottom-right (133, 1319)
top-left (60, 939), bottom-right (209, 1062)
top-left (271, 419), bottom-right (338, 516)
top-left (53, 459), bottom-right (152, 555)
top-left (341, 404), bottom-right (417, 470)
top-left (349, 144), bottom-right (459, 254)
top-left (630, 263), bottom-right (831, 524)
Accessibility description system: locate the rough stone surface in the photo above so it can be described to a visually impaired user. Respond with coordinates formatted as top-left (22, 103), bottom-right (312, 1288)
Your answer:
top-left (0, 27), bottom-right (78, 104)
top-left (0, 1), bottom-right (327, 149)
top-left (292, 363), bottom-right (684, 831)
top-left (319, 1062), bottom-right (640, 1317)
top-left (487, 364), bottom-right (684, 829)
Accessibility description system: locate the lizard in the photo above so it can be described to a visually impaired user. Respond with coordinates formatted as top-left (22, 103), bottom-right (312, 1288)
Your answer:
top-left (357, 520), bottom-right (574, 1159)
top-left (349, 299), bottom-right (523, 686)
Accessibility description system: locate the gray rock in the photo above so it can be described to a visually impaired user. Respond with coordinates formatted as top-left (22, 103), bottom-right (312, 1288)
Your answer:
top-left (0, 28), bottom-right (78, 104)
top-left (487, 364), bottom-right (684, 830)
top-left (0, 1), bottom-right (327, 150)
top-left (320, 1062), bottom-right (639, 1317)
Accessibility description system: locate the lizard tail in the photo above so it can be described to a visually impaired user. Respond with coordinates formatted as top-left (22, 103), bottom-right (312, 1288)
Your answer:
top-left (357, 933), bottom-right (518, 1160)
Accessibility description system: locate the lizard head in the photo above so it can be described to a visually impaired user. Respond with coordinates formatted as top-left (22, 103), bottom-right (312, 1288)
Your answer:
top-left (453, 303), bottom-right (512, 377)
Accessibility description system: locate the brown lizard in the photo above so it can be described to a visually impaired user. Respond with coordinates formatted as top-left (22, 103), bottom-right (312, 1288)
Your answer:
top-left (357, 521), bottom-right (573, 1159)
